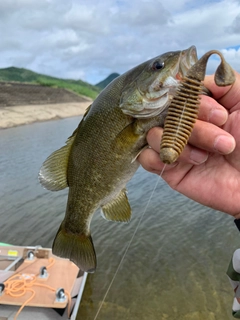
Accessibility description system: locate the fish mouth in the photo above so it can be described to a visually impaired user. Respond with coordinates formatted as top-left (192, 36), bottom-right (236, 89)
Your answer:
top-left (120, 46), bottom-right (198, 119)
top-left (136, 46), bottom-right (198, 118)
top-left (162, 45), bottom-right (198, 99)
top-left (177, 45), bottom-right (198, 80)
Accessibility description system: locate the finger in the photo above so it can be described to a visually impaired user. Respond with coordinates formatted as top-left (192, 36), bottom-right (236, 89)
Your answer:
top-left (146, 127), bottom-right (208, 165)
top-left (147, 120), bottom-right (235, 162)
top-left (198, 95), bottom-right (228, 126)
top-left (224, 112), bottom-right (240, 171)
top-left (204, 72), bottom-right (240, 111)
top-left (204, 74), bottom-right (233, 101)
top-left (138, 148), bottom-right (177, 174)
top-left (189, 120), bottom-right (236, 154)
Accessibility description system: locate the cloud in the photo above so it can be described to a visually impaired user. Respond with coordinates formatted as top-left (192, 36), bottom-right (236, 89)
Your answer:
top-left (230, 13), bottom-right (240, 33)
top-left (221, 47), bottom-right (240, 71)
top-left (113, 0), bottom-right (170, 28)
top-left (0, 0), bottom-right (239, 83)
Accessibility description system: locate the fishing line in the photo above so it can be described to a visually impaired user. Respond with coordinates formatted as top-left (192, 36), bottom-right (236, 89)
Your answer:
top-left (93, 170), bottom-right (164, 320)
top-left (94, 98), bottom-right (187, 320)
top-left (172, 100), bottom-right (188, 151)
top-left (160, 163), bottom-right (167, 177)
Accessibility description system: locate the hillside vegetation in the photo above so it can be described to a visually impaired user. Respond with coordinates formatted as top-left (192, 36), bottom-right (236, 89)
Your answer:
top-left (0, 67), bottom-right (100, 100)
top-left (95, 72), bottom-right (120, 90)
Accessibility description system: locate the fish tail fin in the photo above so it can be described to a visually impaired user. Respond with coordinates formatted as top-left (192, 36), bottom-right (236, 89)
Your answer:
top-left (52, 223), bottom-right (96, 273)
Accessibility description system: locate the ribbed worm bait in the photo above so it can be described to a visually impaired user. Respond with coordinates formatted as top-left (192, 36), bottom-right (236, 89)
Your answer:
top-left (160, 50), bottom-right (236, 164)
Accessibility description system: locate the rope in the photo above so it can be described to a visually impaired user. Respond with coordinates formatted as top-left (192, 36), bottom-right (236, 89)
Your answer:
top-left (3, 257), bottom-right (71, 320)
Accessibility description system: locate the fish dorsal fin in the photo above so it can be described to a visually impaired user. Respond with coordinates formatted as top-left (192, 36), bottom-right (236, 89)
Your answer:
top-left (101, 189), bottom-right (132, 222)
top-left (39, 129), bottom-right (78, 191)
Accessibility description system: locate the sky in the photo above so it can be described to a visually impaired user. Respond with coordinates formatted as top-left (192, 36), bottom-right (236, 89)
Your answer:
top-left (0, 0), bottom-right (240, 85)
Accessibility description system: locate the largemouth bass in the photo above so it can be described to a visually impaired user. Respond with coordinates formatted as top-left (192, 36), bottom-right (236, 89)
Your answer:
top-left (39, 46), bottom-right (198, 273)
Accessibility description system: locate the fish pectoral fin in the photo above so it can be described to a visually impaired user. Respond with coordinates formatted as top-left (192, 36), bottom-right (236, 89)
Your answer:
top-left (39, 129), bottom-right (78, 191)
top-left (101, 189), bottom-right (131, 222)
top-left (52, 222), bottom-right (96, 273)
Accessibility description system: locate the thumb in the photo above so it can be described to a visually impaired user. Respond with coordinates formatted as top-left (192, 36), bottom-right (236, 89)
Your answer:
top-left (204, 71), bottom-right (240, 110)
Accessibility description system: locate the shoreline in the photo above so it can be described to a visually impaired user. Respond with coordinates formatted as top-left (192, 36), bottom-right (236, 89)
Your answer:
top-left (0, 101), bottom-right (92, 129)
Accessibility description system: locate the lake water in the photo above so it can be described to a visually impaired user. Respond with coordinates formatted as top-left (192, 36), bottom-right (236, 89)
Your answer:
top-left (1, 117), bottom-right (240, 320)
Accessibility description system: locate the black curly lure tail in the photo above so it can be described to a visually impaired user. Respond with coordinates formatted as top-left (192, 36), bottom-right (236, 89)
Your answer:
top-left (160, 50), bottom-right (236, 164)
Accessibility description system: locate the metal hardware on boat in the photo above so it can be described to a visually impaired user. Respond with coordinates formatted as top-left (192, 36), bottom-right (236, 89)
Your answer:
top-left (26, 250), bottom-right (35, 261)
top-left (55, 288), bottom-right (66, 303)
top-left (0, 283), bottom-right (5, 295)
top-left (38, 266), bottom-right (48, 279)
top-left (0, 244), bottom-right (86, 319)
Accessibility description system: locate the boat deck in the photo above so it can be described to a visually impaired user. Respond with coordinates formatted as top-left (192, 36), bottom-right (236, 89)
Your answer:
top-left (0, 245), bottom-right (87, 320)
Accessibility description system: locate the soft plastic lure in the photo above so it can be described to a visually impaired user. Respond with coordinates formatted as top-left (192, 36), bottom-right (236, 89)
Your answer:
top-left (160, 50), bottom-right (236, 164)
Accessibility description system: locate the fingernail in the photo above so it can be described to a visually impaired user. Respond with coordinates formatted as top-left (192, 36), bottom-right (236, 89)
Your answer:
top-left (190, 149), bottom-right (208, 164)
top-left (214, 135), bottom-right (236, 154)
top-left (209, 109), bottom-right (228, 125)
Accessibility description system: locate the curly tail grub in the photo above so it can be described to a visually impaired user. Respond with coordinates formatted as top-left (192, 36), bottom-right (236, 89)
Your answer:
top-left (160, 50), bottom-right (236, 164)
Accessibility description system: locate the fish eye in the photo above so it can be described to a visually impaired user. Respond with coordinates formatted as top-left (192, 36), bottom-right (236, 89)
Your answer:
top-left (152, 61), bottom-right (164, 71)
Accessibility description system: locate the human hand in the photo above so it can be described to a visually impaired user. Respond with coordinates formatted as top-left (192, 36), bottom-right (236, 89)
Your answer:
top-left (138, 71), bottom-right (240, 217)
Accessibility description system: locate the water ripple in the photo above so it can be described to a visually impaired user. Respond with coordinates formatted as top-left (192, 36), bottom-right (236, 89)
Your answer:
top-left (0, 118), bottom-right (238, 320)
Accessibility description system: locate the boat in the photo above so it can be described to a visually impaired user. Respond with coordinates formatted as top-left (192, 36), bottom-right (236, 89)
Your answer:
top-left (0, 244), bottom-right (87, 320)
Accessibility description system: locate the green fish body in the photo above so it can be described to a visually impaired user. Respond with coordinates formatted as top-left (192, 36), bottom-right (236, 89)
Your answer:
top-left (39, 46), bottom-right (198, 272)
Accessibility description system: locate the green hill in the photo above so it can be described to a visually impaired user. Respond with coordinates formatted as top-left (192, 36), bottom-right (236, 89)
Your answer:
top-left (95, 72), bottom-right (120, 90)
top-left (0, 67), bottom-right (100, 99)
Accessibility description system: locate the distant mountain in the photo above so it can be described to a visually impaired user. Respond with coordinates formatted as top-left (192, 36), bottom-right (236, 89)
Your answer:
top-left (0, 67), bottom-right (100, 99)
top-left (95, 73), bottom-right (120, 90)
